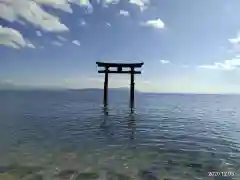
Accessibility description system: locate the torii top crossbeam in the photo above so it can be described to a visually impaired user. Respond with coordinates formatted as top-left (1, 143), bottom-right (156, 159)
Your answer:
top-left (96, 62), bottom-right (144, 68)
top-left (96, 62), bottom-right (144, 74)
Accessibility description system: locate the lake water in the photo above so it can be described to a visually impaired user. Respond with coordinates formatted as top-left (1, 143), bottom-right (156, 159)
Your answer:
top-left (0, 90), bottom-right (239, 180)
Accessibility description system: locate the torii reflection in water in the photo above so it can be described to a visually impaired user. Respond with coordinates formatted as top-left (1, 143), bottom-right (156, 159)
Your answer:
top-left (100, 107), bottom-right (136, 141)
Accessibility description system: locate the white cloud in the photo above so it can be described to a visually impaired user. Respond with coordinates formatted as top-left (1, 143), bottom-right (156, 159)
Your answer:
top-left (0, 25), bottom-right (32, 49)
top-left (182, 65), bottom-right (189, 68)
top-left (70, 0), bottom-right (93, 13)
top-left (129, 0), bottom-right (149, 11)
top-left (79, 19), bottom-right (86, 26)
top-left (106, 22), bottom-right (111, 27)
top-left (78, 0), bottom-right (91, 7)
top-left (129, 0), bottom-right (149, 7)
top-left (141, 18), bottom-right (165, 29)
top-left (119, 10), bottom-right (129, 16)
top-left (226, 58), bottom-right (240, 67)
top-left (160, 60), bottom-right (170, 64)
top-left (228, 38), bottom-right (240, 44)
top-left (129, 0), bottom-right (144, 6)
top-left (104, 0), bottom-right (119, 4)
top-left (51, 40), bottom-right (63, 46)
top-left (0, 0), bottom-right (152, 34)
top-left (27, 43), bottom-right (35, 48)
top-left (0, 0), bottom-right (69, 32)
top-left (34, 0), bottom-right (72, 13)
top-left (198, 64), bottom-right (219, 70)
top-left (198, 59), bottom-right (240, 71)
top-left (72, 40), bottom-right (80, 46)
top-left (228, 32), bottom-right (240, 44)
top-left (35, 0), bottom-right (73, 13)
top-left (26, 40), bottom-right (35, 48)
top-left (0, 0), bottom-right (154, 49)
top-left (56, 35), bottom-right (67, 42)
top-left (38, 0), bottom-right (94, 12)
top-left (228, 32), bottom-right (240, 54)
top-left (36, 30), bottom-right (42, 36)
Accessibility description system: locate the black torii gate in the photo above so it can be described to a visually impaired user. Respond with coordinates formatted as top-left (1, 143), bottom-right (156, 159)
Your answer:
top-left (96, 62), bottom-right (144, 111)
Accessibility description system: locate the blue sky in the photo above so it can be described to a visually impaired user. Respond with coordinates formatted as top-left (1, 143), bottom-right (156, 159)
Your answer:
top-left (1, 0), bottom-right (240, 93)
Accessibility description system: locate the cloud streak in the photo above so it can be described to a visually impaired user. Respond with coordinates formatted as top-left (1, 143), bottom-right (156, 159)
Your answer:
top-left (0, 0), bottom-right (155, 49)
top-left (72, 40), bottom-right (80, 46)
top-left (35, 0), bottom-right (73, 13)
top-left (0, 0), bottom-right (153, 31)
top-left (141, 18), bottom-right (165, 29)
top-left (119, 9), bottom-right (129, 16)
top-left (160, 60), bottom-right (170, 64)
top-left (36, 30), bottom-right (42, 37)
top-left (51, 40), bottom-right (63, 47)
top-left (56, 35), bottom-right (68, 42)
top-left (0, 25), bottom-right (33, 49)
top-left (228, 31), bottom-right (240, 56)
top-left (0, 0), bottom-right (69, 32)
top-left (129, 0), bottom-right (149, 11)
top-left (228, 32), bottom-right (240, 44)
top-left (198, 58), bottom-right (240, 71)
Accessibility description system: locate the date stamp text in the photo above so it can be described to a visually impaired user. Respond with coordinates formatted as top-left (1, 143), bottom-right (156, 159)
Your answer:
top-left (208, 171), bottom-right (235, 177)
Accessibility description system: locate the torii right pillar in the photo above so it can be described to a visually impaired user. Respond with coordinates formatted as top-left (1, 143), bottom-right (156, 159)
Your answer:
top-left (130, 67), bottom-right (135, 111)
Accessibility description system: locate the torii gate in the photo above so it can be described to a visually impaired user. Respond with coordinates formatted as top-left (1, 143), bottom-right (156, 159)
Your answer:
top-left (96, 62), bottom-right (144, 111)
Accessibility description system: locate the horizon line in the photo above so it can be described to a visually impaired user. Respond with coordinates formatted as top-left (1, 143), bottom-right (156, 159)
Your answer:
top-left (1, 88), bottom-right (240, 95)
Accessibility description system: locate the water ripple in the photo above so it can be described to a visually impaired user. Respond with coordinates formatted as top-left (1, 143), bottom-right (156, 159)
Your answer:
top-left (0, 91), bottom-right (240, 179)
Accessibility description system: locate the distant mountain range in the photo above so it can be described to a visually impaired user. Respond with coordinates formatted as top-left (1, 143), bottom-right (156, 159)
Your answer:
top-left (0, 81), bottom-right (15, 89)
top-left (0, 84), bottom-right (141, 93)
top-left (67, 88), bottom-right (141, 93)
top-left (0, 83), bottom-right (60, 90)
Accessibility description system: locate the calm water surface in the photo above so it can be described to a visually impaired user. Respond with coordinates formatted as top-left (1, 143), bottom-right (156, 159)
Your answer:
top-left (0, 90), bottom-right (240, 180)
